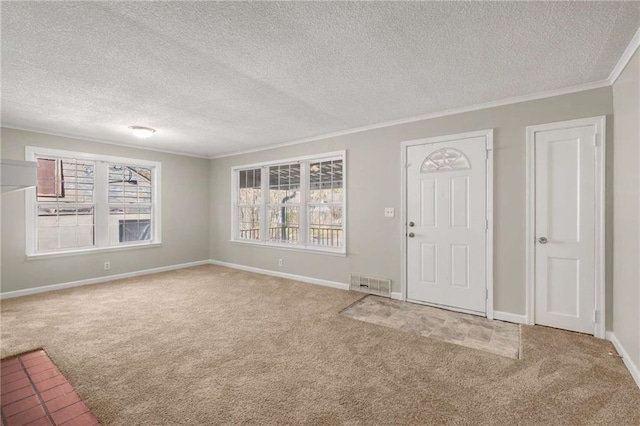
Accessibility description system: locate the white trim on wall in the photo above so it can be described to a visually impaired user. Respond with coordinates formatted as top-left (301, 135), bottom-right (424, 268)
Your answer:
top-left (0, 260), bottom-right (210, 299)
top-left (486, 136), bottom-right (495, 320)
top-left (390, 292), bottom-right (403, 301)
top-left (606, 332), bottom-right (640, 389)
top-left (209, 261), bottom-right (527, 325)
top-left (609, 26), bottom-right (640, 84)
top-left (525, 116), bottom-right (607, 338)
top-left (493, 311), bottom-right (527, 325)
top-left (400, 129), bottom-right (495, 319)
top-left (208, 259), bottom-right (349, 291)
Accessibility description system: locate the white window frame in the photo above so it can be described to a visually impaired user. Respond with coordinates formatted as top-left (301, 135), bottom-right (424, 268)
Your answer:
top-left (25, 146), bottom-right (162, 259)
top-left (230, 151), bottom-right (347, 255)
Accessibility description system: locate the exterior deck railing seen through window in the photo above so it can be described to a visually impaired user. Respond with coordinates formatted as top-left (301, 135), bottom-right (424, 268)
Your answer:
top-left (239, 226), bottom-right (343, 248)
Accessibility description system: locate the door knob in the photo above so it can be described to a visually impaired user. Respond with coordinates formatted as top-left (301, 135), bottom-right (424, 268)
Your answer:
top-left (408, 232), bottom-right (415, 238)
top-left (408, 221), bottom-right (415, 227)
top-left (538, 237), bottom-right (548, 244)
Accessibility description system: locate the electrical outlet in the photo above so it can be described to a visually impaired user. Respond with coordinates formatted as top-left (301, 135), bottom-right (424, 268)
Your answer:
top-left (384, 207), bottom-right (395, 218)
top-left (278, 258), bottom-right (283, 267)
top-left (104, 261), bottom-right (110, 271)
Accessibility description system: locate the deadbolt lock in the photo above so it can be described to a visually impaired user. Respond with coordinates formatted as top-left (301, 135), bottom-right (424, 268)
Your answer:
top-left (408, 221), bottom-right (415, 227)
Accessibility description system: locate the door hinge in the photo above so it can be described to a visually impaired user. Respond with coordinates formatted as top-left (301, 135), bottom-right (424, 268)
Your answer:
top-left (485, 219), bottom-right (489, 230)
top-left (593, 134), bottom-right (598, 147)
top-left (486, 289), bottom-right (489, 300)
top-left (593, 310), bottom-right (598, 323)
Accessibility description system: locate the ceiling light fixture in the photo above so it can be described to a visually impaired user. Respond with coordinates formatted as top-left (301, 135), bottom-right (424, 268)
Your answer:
top-left (128, 126), bottom-right (156, 139)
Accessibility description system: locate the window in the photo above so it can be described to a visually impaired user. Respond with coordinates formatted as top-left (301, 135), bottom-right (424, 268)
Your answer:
top-left (421, 148), bottom-right (470, 172)
top-left (237, 168), bottom-right (262, 241)
top-left (108, 164), bottom-right (153, 244)
top-left (35, 157), bottom-right (95, 251)
top-left (26, 147), bottom-right (161, 257)
top-left (232, 152), bottom-right (346, 254)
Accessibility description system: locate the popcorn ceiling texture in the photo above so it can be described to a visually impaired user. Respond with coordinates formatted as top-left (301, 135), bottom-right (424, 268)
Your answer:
top-left (1, 2), bottom-right (638, 157)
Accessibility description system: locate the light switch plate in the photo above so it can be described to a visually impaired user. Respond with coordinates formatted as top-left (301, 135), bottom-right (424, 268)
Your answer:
top-left (384, 207), bottom-right (395, 218)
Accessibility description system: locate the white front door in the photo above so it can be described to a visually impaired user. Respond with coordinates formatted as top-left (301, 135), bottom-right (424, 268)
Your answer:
top-left (534, 124), bottom-right (597, 334)
top-left (406, 135), bottom-right (489, 314)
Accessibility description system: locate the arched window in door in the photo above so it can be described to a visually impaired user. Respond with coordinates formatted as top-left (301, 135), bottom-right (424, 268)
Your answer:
top-left (420, 148), bottom-right (471, 173)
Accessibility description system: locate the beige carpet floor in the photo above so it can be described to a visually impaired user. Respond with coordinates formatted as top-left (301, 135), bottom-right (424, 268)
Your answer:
top-left (1, 265), bottom-right (639, 425)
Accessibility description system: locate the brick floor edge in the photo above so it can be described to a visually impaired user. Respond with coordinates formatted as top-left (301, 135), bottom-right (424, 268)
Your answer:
top-left (1, 350), bottom-right (100, 426)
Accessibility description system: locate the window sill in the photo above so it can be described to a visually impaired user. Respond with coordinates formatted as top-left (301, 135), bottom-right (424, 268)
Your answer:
top-left (229, 239), bottom-right (347, 257)
top-left (26, 242), bottom-right (162, 260)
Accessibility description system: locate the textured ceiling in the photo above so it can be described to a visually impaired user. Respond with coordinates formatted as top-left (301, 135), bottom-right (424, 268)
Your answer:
top-left (2, 2), bottom-right (639, 158)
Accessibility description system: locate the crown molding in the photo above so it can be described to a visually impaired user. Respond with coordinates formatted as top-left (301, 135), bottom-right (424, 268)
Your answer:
top-left (608, 26), bottom-right (640, 85)
top-left (210, 79), bottom-right (610, 159)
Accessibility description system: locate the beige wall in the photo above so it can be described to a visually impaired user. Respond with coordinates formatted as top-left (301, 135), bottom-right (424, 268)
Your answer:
top-left (0, 86), bottom-right (619, 323)
top-left (211, 87), bottom-right (614, 317)
top-left (612, 48), bottom-right (640, 367)
top-left (1, 128), bottom-right (211, 293)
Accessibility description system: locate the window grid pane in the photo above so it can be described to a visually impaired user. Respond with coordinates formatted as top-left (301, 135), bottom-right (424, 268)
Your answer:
top-left (267, 164), bottom-right (301, 244)
top-left (108, 164), bottom-right (152, 204)
top-left (36, 157), bottom-right (96, 251)
top-left (238, 168), bottom-right (262, 205)
top-left (238, 206), bottom-right (261, 240)
top-left (108, 164), bottom-right (153, 245)
top-left (37, 158), bottom-right (95, 203)
top-left (268, 206), bottom-right (300, 243)
top-left (237, 168), bottom-right (262, 240)
top-left (37, 204), bottom-right (95, 250)
top-left (309, 159), bottom-right (343, 248)
top-left (108, 205), bottom-right (152, 245)
top-left (308, 204), bottom-right (343, 248)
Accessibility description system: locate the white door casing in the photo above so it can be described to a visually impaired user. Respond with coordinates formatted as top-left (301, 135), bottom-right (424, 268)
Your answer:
top-left (527, 116), bottom-right (606, 337)
top-left (404, 132), bottom-right (492, 315)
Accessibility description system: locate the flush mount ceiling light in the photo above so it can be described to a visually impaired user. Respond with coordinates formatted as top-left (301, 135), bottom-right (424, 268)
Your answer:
top-left (128, 126), bottom-right (156, 139)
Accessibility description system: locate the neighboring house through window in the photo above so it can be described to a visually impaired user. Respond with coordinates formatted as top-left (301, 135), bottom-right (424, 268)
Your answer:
top-left (25, 147), bottom-right (161, 257)
top-left (232, 151), bottom-right (346, 254)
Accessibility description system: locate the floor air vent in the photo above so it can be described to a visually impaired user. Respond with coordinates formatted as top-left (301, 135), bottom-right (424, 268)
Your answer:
top-left (349, 274), bottom-right (391, 298)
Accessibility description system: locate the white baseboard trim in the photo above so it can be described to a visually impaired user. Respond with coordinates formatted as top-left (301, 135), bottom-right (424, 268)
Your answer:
top-left (0, 260), bottom-right (211, 299)
top-left (493, 310), bottom-right (528, 324)
top-left (390, 292), bottom-right (403, 301)
top-left (209, 259), bottom-right (349, 291)
top-left (606, 331), bottom-right (640, 389)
